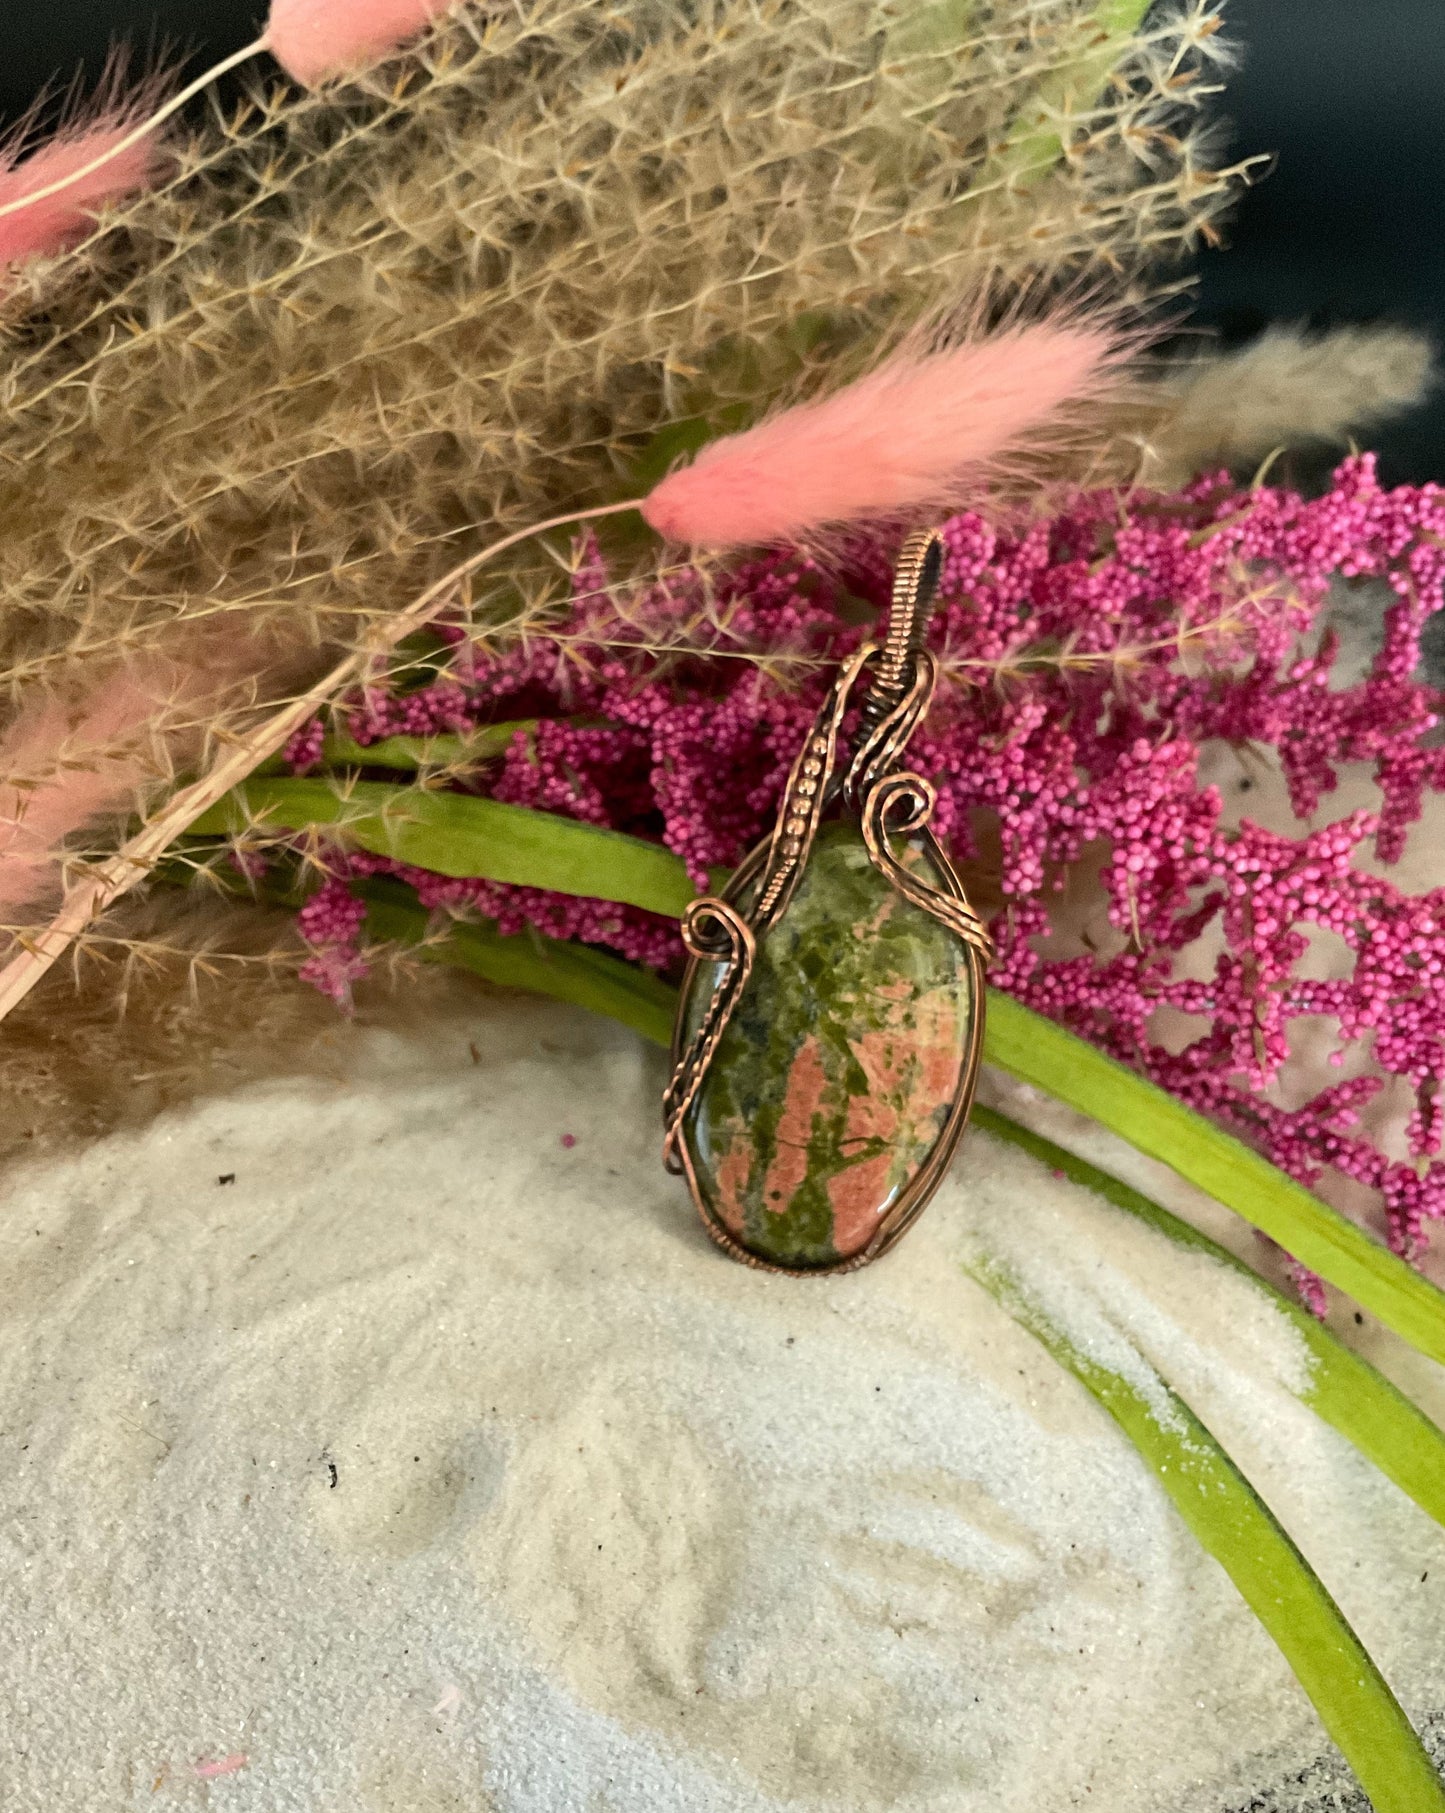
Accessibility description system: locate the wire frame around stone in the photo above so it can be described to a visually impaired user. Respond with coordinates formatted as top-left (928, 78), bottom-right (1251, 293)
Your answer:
top-left (663, 530), bottom-right (993, 1275)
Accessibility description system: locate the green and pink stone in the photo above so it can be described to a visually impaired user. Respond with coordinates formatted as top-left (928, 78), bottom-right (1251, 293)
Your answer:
top-left (680, 821), bottom-right (979, 1270)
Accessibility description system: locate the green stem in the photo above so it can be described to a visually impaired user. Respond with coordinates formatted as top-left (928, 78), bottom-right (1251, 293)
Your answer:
top-left (318, 719), bottom-right (540, 772)
top-left (965, 1250), bottom-right (1445, 1813)
top-left (971, 1105), bottom-right (1445, 1531)
top-left (192, 785), bottom-right (1445, 1364)
top-left (186, 777), bottom-right (700, 919)
top-left (983, 993), bottom-right (1445, 1371)
top-left (983, 0), bottom-right (1154, 190)
top-left (356, 876), bottom-right (676, 1047)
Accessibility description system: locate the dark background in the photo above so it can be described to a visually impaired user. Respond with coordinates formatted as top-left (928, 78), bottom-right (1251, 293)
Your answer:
top-left (3, 0), bottom-right (1444, 482)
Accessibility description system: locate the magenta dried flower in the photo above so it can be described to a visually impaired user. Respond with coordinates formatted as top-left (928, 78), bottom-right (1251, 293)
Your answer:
top-left (296, 876), bottom-right (370, 1009)
top-left (289, 456), bottom-right (1445, 1264)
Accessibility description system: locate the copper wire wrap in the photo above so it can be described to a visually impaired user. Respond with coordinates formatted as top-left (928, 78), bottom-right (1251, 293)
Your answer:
top-left (858, 527), bottom-right (944, 732)
top-left (662, 897), bottom-right (756, 1174)
top-left (860, 772), bottom-right (993, 959)
top-left (663, 526), bottom-right (991, 1269)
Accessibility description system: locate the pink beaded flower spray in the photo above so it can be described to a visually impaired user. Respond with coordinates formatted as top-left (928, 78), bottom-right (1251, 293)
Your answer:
top-left (253, 457), bottom-right (1445, 1290)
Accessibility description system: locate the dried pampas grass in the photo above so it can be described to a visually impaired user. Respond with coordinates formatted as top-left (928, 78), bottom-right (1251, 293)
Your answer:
top-left (0, 2), bottom-right (1240, 665)
top-left (0, 0), bottom-right (1245, 1131)
top-left (0, 893), bottom-right (318, 1168)
top-left (0, 886), bottom-right (476, 1170)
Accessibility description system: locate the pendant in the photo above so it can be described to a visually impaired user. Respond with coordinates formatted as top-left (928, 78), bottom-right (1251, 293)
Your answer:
top-left (664, 530), bottom-right (991, 1273)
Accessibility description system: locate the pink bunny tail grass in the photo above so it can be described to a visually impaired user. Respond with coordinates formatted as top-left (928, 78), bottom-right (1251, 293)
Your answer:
top-left (641, 319), bottom-right (1124, 549)
top-left (0, 674), bottom-right (172, 915)
top-left (267, 0), bottom-right (453, 86)
top-left (0, 121), bottom-right (161, 267)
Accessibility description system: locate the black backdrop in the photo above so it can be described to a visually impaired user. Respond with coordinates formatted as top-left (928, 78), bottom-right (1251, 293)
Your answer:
top-left (4, 0), bottom-right (1444, 480)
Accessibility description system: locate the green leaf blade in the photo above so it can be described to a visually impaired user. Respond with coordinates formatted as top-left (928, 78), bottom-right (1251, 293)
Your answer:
top-left (971, 1105), bottom-right (1445, 1533)
top-left (357, 877), bottom-right (676, 1048)
top-left (982, 991), bottom-right (1445, 1370)
top-left (966, 1253), bottom-right (1445, 1813)
top-left (320, 720), bottom-right (539, 772)
top-left (187, 778), bottom-right (699, 918)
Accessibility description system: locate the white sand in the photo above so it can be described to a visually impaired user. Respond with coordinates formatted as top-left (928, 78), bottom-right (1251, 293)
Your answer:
top-left (2, 994), bottom-right (1443, 1812)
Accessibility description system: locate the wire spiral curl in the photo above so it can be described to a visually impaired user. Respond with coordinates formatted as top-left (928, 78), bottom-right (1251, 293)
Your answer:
top-left (859, 771), bottom-right (995, 960)
top-left (662, 896), bottom-right (755, 1172)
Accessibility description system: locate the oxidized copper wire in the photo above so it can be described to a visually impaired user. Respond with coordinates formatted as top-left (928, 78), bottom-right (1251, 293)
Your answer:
top-left (664, 528), bottom-right (991, 1271)
top-left (661, 897), bottom-right (755, 1174)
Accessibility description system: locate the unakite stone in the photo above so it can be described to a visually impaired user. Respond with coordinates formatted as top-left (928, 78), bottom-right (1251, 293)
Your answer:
top-left (681, 820), bottom-right (978, 1269)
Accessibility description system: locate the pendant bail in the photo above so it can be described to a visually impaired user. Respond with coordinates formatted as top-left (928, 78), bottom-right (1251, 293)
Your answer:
top-left (860, 528), bottom-right (944, 732)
